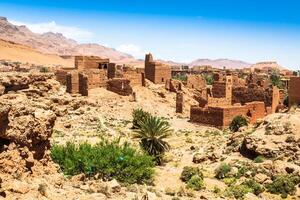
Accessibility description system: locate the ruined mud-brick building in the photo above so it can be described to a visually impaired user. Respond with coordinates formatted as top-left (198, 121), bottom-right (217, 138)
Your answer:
top-left (289, 77), bottom-right (300, 107)
top-left (145, 53), bottom-right (171, 84)
top-left (165, 79), bottom-right (182, 93)
top-left (190, 75), bottom-right (280, 128)
top-left (56, 56), bottom-right (145, 96)
top-left (186, 75), bottom-right (206, 90)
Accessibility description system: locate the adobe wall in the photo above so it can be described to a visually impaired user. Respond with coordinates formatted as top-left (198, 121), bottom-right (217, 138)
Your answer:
top-left (190, 101), bottom-right (266, 127)
top-left (107, 63), bottom-right (117, 79)
top-left (232, 86), bottom-right (273, 107)
top-left (222, 105), bottom-right (249, 126)
top-left (289, 77), bottom-right (300, 107)
top-left (207, 96), bottom-right (231, 107)
top-left (186, 75), bottom-right (206, 90)
top-left (145, 54), bottom-right (155, 82)
top-left (81, 69), bottom-right (107, 89)
top-left (145, 53), bottom-right (171, 84)
top-left (176, 92), bottom-right (184, 113)
top-left (212, 82), bottom-right (226, 98)
top-left (190, 106), bottom-right (224, 127)
top-left (153, 65), bottom-right (171, 84)
top-left (55, 69), bottom-right (75, 85)
top-left (78, 73), bottom-right (88, 96)
top-left (122, 67), bottom-right (144, 86)
top-left (66, 71), bottom-right (79, 94)
top-left (106, 78), bottom-right (133, 96)
top-left (75, 56), bottom-right (110, 71)
top-left (271, 86), bottom-right (280, 113)
top-left (165, 79), bottom-right (182, 92)
top-left (244, 102), bottom-right (266, 124)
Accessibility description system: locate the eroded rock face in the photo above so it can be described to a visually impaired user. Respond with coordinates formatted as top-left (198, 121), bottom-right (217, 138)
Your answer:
top-left (0, 73), bottom-right (56, 95)
top-left (234, 113), bottom-right (300, 164)
top-left (0, 95), bottom-right (56, 158)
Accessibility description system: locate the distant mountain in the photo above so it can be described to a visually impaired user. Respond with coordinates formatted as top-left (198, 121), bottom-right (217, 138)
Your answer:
top-left (250, 61), bottom-right (287, 71)
top-left (189, 58), bottom-right (252, 69)
top-left (0, 17), bottom-right (135, 63)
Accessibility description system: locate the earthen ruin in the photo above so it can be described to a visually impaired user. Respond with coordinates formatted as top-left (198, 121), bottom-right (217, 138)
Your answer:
top-left (145, 53), bottom-right (171, 84)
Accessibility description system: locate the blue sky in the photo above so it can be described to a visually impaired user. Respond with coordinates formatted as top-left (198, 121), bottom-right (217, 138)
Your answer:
top-left (0, 0), bottom-right (300, 69)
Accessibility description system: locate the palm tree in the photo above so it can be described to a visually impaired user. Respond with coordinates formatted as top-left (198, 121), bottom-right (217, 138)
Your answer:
top-left (134, 116), bottom-right (172, 165)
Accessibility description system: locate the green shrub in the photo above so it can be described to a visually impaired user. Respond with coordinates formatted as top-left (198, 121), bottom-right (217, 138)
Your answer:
top-left (132, 108), bottom-right (151, 129)
top-left (225, 184), bottom-right (252, 199)
top-left (266, 174), bottom-right (300, 198)
top-left (215, 163), bottom-right (232, 179)
top-left (202, 74), bottom-right (214, 85)
top-left (229, 116), bottom-right (248, 132)
top-left (51, 139), bottom-right (155, 185)
top-left (254, 156), bottom-right (264, 163)
top-left (186, 175), bottom-right (204, 191)
top-left (134, 115), bottom-right (172, 165)
top-left (223, 177), bottom-right (236, 186)
top-left (243, 179), bottom-right (264, 195)
top-left (270, 70), bottom-right (284, 89)
top-left (180, 166), bottom-right (203, 182)
top-left (173, 75), bottom-right (187, 81)
top-left (39, 66), bottom-right (49, 73)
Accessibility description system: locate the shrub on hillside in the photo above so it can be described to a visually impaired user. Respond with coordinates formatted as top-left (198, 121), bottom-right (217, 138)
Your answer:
top-left (229, 116), bottom-right (248, 132)
top-left (180, 166), bottom-right (203, 183)
top-left (39, 66), bottom-right (49, 73)
top-left (132, 108), bottom-right (151, 129)
top-left (225, 184), bottom-right (252, 199)
top-left (266, 174), bottom-right (300, 198)
top-left (186, 175), bottom-right (204, 191)
top-left (51, 139), bottom-right (155, 184)
top-left (215, 163), bottom-right (232, 179)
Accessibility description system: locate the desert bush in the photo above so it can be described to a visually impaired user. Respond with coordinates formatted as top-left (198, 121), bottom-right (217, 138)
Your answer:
top-left (270, 70), bottom-right (284, 89)
top-left (51, 139), bottom-right (155, 184)
top-left (254, 155), bottom-right (264, 163)
top-left (225, 184), bottom-right (252, 199)
top-left (229, 116), bottom-right (248, 132)
top-left (132, 108), bottom-right (151, 129)
top-left (202, 74), bottom-right (214, 85)
top-left (180, 166), bottom-right (203, 182)
top-left (134, 115), bottom-right (172, 165)
top-left (186, 175), bottom-right (204, 191)
top-left (266, 174), bottom-right (300, 198)
top-left (243, 179), bottom-right (264, 195)
top-left (215, 163), bottom-right (232, 179)
top-left (173, 75), bottom-right (187, 81)
top-left (39, 66), bottom-right (49, 73)
top-left (223, 177), bottom-right (236, 186)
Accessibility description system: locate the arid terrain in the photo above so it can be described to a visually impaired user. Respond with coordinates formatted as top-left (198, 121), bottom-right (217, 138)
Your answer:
top-left (0, 68), bottom-right (300, 200)
top-left (0, 10), bottom-right (299, 200)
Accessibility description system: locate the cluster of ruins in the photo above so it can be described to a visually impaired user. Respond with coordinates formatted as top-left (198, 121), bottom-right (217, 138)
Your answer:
top-left (52, 53), bottom-right (300, 128)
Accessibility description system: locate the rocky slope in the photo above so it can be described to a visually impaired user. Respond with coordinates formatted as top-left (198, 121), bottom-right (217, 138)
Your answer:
top-left (0, 17), bottom-right (134, 63)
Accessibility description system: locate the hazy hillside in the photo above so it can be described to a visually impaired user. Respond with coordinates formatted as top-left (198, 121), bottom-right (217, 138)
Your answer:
top-left (189, 58), bottom-right (252, 69)
top-left (0, 17), bottom-right (135, 63)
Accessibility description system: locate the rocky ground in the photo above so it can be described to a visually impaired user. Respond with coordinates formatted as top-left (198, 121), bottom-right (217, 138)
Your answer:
top-left (0, 72), bottom-right (300, 200)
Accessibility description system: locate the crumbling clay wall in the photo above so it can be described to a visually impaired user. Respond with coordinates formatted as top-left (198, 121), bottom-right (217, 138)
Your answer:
top-left (75, 56), bottom-right (110, 71)
top-left (176, 92), bottom-right (184, 113)
top-left (107, 78), bottom-right (133, 96)
top-left (145, 53), bottom-right (171, 84)
top-left (165, 79), bottom-right (182, 93)
top-left (289, 77), bottom-right (300, 107)
top-left (66, 71), bottom-right (79, 94)
top-left (187, 75), bottom-right (206, 90)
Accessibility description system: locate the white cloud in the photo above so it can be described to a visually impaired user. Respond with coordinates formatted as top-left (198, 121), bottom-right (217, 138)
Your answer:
top-left (116, 44), bottom-right (147, 59)
top-left (9, 19), bottom-right (93, 42)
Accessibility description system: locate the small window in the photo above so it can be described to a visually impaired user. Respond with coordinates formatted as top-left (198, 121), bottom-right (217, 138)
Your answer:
top-left (162, 78), bottom-right (164, 82)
